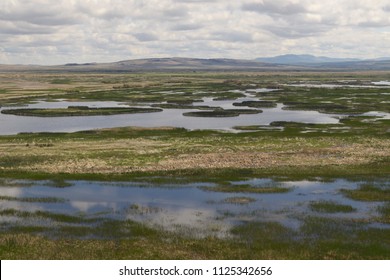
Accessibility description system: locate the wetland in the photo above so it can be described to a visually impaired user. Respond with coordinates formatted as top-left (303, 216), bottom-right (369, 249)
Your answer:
top-left (0, 71), bottom-right (389, 259)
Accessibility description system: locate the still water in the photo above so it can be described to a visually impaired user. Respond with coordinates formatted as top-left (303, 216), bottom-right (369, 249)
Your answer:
top-left (0, 178), bottom-right (387, 236)
top-left (0, 89), bottom-right (340, 135)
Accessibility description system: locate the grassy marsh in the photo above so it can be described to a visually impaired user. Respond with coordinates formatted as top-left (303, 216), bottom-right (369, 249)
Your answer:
top-left (378, 203), bottom-right (390, 223)
top-left (0, 71), bottom-right (390, 259)
top-left (1, 215), bottom-right (389, 259)
top-left (183, 108), bottom-right (262, 117)
top-left (233, 100), bottom-right (277, 108)
top-left (0, 196), bottom-right (67, 203)
top-left (341, 184), bottom-right (390, 201)
top-left (201, 182), bottom-right (291, 194)
top-left (1, 107), bottom-right (162, 117)
top-left (309, 200), bottom-right (356, 213)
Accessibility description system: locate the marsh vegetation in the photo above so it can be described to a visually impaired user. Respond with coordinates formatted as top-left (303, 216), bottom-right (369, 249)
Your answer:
top-left (1, 106), bottom-right (162, 117)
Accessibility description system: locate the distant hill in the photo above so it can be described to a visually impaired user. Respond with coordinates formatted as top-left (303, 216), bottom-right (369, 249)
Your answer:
top-left (0, 57), bottom-right (300, 72)
top-left (256, 54), bottom-right (361, 65)
top-left (93, 57), bottom-right (285, 71)
top-left (1, 56), bottom-right (390, 72)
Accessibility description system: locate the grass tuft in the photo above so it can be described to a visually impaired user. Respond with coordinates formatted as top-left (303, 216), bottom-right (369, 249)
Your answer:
top-left (309, 200), bottom-right (356, 213)
top-left (341, 184), bottom-right (390, 201)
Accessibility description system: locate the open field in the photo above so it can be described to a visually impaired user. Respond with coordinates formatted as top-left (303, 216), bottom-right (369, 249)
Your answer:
top-left (0, 71), bottom-right (389, 259)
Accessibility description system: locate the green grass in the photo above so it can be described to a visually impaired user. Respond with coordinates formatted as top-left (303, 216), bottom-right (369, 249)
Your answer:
top-left (1, 107), bottom-right (162, 117)
top-left (50, 78), bottom-right (72, 84)
top-left (152, 103), bottom-right (219, 110)
top-left (45, 179), bottom-right (73, 188)
top-left (1, 217), bottom-right (389, 259)
top-left (0, 209), bottom-right (97, 224)
top-left (233, 100), bottom-right (277, 108)
top-left (201, 182), bottom-right (291, 194)
top-left (299, 216), bottom-right (362, 240)
top-left (309, 200), bottom-right (356, 213)
top-left (377, 203), bottom-right (390, 223)
top-left (0, 196), bottom-right (67, 203)
top-left (183, 109), bottom-right (262, 118)
top-left (341, 184), bottom-right (390, 201)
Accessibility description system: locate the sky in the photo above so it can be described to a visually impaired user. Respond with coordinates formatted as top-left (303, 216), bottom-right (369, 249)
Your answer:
top-left (1, 0), bottom-right (390, 65)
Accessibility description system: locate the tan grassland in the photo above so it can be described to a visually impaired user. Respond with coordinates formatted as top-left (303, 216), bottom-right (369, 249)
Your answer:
top-left (1, 135), bottom-right (388, 174)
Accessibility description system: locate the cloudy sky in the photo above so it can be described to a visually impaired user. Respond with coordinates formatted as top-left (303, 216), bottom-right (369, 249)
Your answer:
top-left (1, 0), bottom-right (390, 65)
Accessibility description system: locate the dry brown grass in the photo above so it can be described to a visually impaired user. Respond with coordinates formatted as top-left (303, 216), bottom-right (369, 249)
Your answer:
top-left (1, 135), bottom-right (388, 175)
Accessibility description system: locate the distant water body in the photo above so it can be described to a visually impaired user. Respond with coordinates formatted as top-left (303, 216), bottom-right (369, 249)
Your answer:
top-left (0, 92), bottom-right (340, 135)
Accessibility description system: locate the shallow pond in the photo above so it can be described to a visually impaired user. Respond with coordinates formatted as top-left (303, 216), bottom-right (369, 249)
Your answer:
top-left (0, 89), bottom-right (340, 135)
top-left (0, 178), bottom-right (387, 237)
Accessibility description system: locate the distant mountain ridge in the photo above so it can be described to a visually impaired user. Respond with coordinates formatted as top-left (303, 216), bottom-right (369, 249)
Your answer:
top-left (106, 57), bottom-right (279, 70)
top-left (0, 57), bottom-right (293, 72)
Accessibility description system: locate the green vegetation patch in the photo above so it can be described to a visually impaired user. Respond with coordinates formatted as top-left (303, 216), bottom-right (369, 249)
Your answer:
top-left (1, 106), bottom-right (163, 117)
top-left (222, 196), bottom-right (256, 204)
top-left (309, 200), bottom-right (356, 213)
top-left (0, 196), bottom-right (67, 203)
top-left (201, 182), bottom-right (291, 194)
top-left (377, 203), bottom-right (390, 223)
top-left (50, 78), bottom-right (72, 84)
top-left (299, 216), bottom-right (362, 240)
top-left (233, 100), bottom-right (277, 108)
top-left (152, 103), bottom-right (220, 110)
top-left (45, 179), bottom-right (73, 188)
top-left (183, 109), bottom-right (262, 118)
top-left (232, 125), bottom-right (283, 131)
top-left (341, 184), bottom-right (390, 201)
top-left (231, 221), bottom-right (295, 243)
top-left (0, 209), bottom-right (97, 224)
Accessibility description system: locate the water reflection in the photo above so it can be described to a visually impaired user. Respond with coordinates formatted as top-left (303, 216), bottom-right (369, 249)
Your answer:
top-left (0, 178), bottom-right (387, 236)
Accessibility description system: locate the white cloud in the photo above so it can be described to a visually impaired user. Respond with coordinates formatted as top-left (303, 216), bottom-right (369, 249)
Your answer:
top-left (0, 0), bottom-right (389, 64)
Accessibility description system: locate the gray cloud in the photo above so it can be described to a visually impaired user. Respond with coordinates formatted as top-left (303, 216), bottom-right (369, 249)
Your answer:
top-left (358, 20), bottom-right (390, 28)
top-left (242, 0), bottom-right (306, 15)
top-left (162, 7), bottom-right (189, 19)
top-left (134, 33), bottom-right (159, 42)
top-left (212, 31), bottom-right (254, 43)
top-left (171, 23), bottom-right (204, 31)
top-left (0, 2), bottom-right (82, 26)
top-left (0, 0), bottom-right (389, 64)
top-left (0, 21), bottom-right (57, 35)
top-left (264, 24), bottom-right (328, 39)
top-left (172, 0), bottom-right (218, 3)
top-left (241, 0), bottom-right (327, 39)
